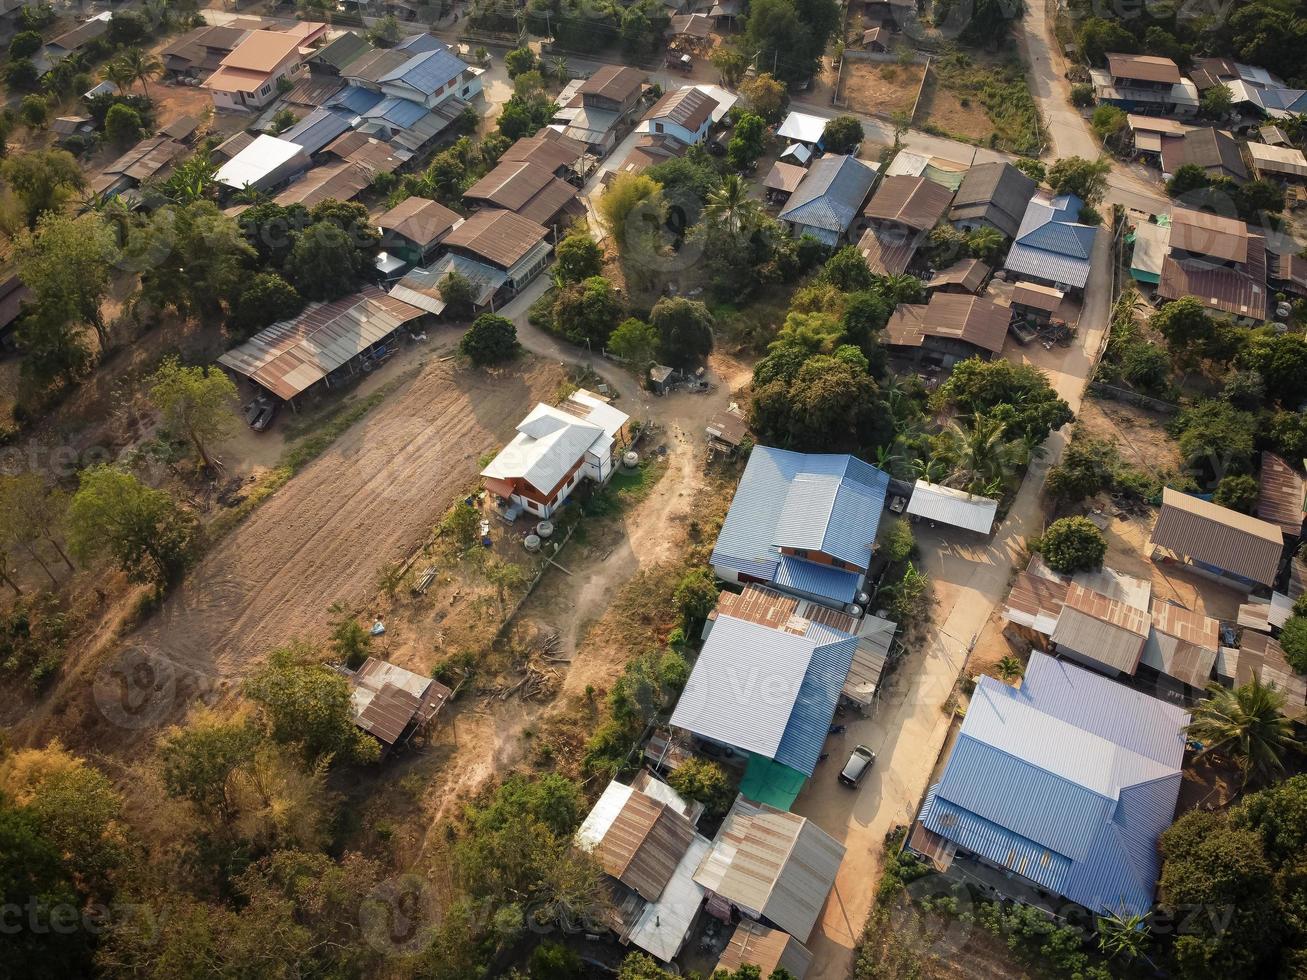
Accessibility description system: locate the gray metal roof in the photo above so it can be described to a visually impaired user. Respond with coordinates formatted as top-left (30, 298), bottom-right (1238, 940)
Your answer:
top-left (779, 155), bottom-right (877, 235)
top-left (280, 107), bottom-right (354, 156)
top-left (1150, 487), bottom-right (1284, 586)
top-left (949, 161), bottom-right (1036, 238)
top-left (378, 45), bottom-right (469, 96)
top-left (905, 480), bottom-right (997, 533)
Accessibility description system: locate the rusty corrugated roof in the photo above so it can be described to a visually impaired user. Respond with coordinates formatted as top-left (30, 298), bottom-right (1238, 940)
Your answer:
top-left (1150, 488), bottom-right (1284, 586)
top-left (595, 789), bottom-right (696, 902)
top-left (715, 920), bottom-right (813, 979)
top-left (1258, 452), bottom-right (1306, 536)
top-left (863, 175), bottom-right (954, 232)
top-left (443, 208), bottom-right (549, 269)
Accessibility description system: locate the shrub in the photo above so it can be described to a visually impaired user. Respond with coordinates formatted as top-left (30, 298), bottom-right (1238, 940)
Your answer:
top-left (667, 757), bottom-right (735, 820)
top-left (460, 314), bottom-right (518, 365)
top-left (1279, 616), bottom-right (1307, 673)
top-left (1037, 516), bottom-right (1106, 574)
top-left (880, 518), bottom-right (915, 563)
top-left (1070, 83), bottom-right (1094, 107)
top-left (1213, 474), bottom-right (1259, 513)
top-left (105, 103), bottom-right (143, 148)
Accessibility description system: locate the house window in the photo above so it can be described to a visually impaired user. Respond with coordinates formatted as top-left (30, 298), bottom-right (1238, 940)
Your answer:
top-left (794, 549), bottom-right (808, 558)
top-left (462, 87), bottom-right (471, 97)
top-left (654, 122), bottom-right (663, 133)
top-left (260, 84), bottom-right (271, 96)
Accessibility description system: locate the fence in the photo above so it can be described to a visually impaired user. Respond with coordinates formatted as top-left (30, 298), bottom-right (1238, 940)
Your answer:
top-left (1086, 380), bottom-right (1179, 415)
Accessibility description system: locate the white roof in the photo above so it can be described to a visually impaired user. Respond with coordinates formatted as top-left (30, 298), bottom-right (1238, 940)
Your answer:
top-left (627, 834), bottom-right (711, 961)
top-left (1131, 220), bottom-right (1170, 277)
top-left (575, 780), bottom-right (633, 849)
top-left (693, 83), bottom-right (738, 124)
top-left (216, 134), bottom-right (306, 189)
top-left (905, 480), bottom-right (997, 533)
top-left (780, 143), bottom-right (813, 165)
top-left (777, 110), bottom-right (827, 145)
top-left (884, 150), bottom-right (930, 177)
top-left (481, 391), bottom-right (628, 493)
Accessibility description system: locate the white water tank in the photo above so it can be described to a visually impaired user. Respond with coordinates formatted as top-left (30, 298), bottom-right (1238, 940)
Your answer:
top-left (846, 604), bottom-right (864, 618)
top-left (856, 591), bottom-right (871, 605)
top-left (623, 451), bottom-right (640, 470)
top-left (524, 534), bottom-right (541, 552)
top-left (536, 520), bottom-right (554, 539)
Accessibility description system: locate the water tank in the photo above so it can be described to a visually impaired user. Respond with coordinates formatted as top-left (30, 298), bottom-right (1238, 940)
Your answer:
top-left (523, 534), bottom-right (541, 553)
top-left (623, 451), bottom-right (640, 470)
top-left (1277, 302), bottom-right (1292, 319)
top-left (856, 591), bottom-right (871, 605)
top-left (846, 603), bottom-right (864, 618)
top-left (536, 520), bottom-right (554, 539)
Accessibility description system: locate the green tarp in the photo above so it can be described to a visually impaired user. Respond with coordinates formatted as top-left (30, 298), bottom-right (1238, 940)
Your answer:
top-left (739, 753), bottom-right (808, 811)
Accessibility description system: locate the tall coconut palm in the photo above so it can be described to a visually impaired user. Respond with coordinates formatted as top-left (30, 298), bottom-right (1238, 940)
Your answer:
top-left (101, 57), bottom-right (136, 95)
top-left (877, 272), bottom-right (924, 306)
top-left (703, 174), bottom-right (758, 237)
top-left (966, 225), bottom-right (1005, 264)
top-left (1186, 677), bottom-right (1302, 786)
top-left (119, 48), bottom-right (163, 98)
top-left (936, 414), bottom-right (1020, 493)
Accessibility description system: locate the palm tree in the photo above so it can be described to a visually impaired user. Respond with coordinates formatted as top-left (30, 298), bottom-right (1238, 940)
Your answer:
top-left (911, 456), bottom-right (948, 484)
top-left (119, 48), bottom-right (163, 98)
top-left (703, 174), bottom-right (758, 237)
top-left (550, 56), bottom-right (569, 82)
top-left (936, 414), bottom-right (1020, 494)
top-left (1096, 908), bottom-right (1152, 964)
top-left (101, 58), bottom-right (136, 95)
top-left (1186, 678), bottom-right (1302, 786)
top-left (995, 655), bottom-right (1024, 683)
top-left (877, 272), bottom-right (924, 306)
top-left (966, 225), bottom-right (1005, 264)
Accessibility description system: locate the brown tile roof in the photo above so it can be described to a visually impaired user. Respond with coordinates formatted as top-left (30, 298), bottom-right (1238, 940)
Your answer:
top-left (885, 292), bottom-right (1011, 354)
top-left (594, 787), bottom-right (696, 902)
top-left (1169, 206), bottom-right (1250, 264)
top-left (1150, 487), bottom-right (1284, 586)
top-left (926, 258), bottom-right (989, 294)
top-left (1258, 452), bottom-right (1306, 536)
top-left (578, 65), bottom-right (646, 104)
top-left (716, 921), bottom-right (813, 980)
top-left (443, 208), bottom-right (549, 269)
top-left (378, 196), bottom-right (462, 248)
top-left (863, 175), bottom-right (954, 231)
top-left (643, 86), bottom-right (718, 133)
top-left (1158, 233), bottom-right (1267, 320)
top-left (463, 160), bottom-right (580, 226)
top-left (1107, 52), bottom-right (1181, 85)
top-left (500, 129), bottom-right (587, 174)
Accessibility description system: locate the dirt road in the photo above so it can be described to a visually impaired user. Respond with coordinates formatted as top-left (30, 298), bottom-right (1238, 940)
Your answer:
top-left (64, 346), bottom-right (565, 746)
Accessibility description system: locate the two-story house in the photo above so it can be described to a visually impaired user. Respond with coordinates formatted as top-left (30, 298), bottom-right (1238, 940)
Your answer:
top-left (1092, 53), bottom-right (1198, 116)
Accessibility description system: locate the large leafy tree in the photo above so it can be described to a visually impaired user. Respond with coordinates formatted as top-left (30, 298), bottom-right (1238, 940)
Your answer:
top-left (1037, 516), bottom-right (1106, 574)
top-left (67, 466), bottom-right (196, 590)
top-left (726, 112), bottom-right (767, 170)
top-left (147, 356), bottom-right (239, 471)
top-left (130, 201), bottom-right (256, 323)
top-left (1047, 155), bottom-right (1111, 205)
top-left (608, 317), bottom-right (659, 372)
top-left (650, 296), bottom-right (714, 368)
top-left (460, 313), bottom-right (518, 366)
top-left (244, 643), bottom-right (380, 766)
top-left (1237, 332), bottom-right (1307, 405)
top-left (13, 211), bottom-right (118, 354)
top-left (550, 276), bottom-right (625, 348)
top-left (229, 272), bottom-right (304, 340)
top-left (1186, 678), bottom-right (1301, 786)
top-left (751, 352), bottom-right (892, 452)
top-left (0, 149), bottom-right (84, 228)
top-left (744, 0), bottom-right (840, 84)
top-left (931, 358), bottom-right (1073, 444)
top-left (822, 114), bottom-right (864, 154)
top-left (598, 172), bottom-right (663, 255)
top-left (553, 232), bottom-right (603, 284)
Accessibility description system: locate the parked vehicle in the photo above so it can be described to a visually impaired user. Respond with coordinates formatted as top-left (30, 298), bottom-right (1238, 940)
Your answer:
top-left (243, 394), bottom-right (278, 432)
top-left (838, 745), bottom-right (875, 788)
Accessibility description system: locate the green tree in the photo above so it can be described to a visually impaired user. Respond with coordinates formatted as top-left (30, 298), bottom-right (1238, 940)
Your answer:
top-left (744, 0), bottom-right (840, 83)
top-left (438, 268), bottom-right (478, 320)
top-left (460, 313), bottom-right (518, 365)
top-left (1269, 411), bottom-right (1307, 460)
top-left (1174, 400), bottom-right (1256, 478)
top-left (881, 518), bottom-right (915, 562)
top-left (1069, 83), bottom-right (1094, 108)
top-left (726, 112), bottom-right (767, 170)
top-left (504, 47), bottom-right (537, 78)
top-left (244, 643), bottom-right (380, 765)
top-left (130, 201), bottom-right (256, 323)
top-left (996, 655), bottom-right (1024, 683)
top-left (710, 48), bottom-right (748, 87)
top-left (118, 46), bottom-right (162, 97)
top-left (1015, 157), bottom-right (1046, 182)
top-left (650, 297), bottom-right (714, 368)
top-left (1166, 162), bottom-right (1212, 198)
top-left (1151, 296), bottom-right (1215, 367)
top-left (1120, 341), bottom-right (1170, 393)
top-left (667, 757), bottom-right (735, 820)
top-left (931, 358), bottom-right (1073, 444)
top-left (18, 95), bottom-right (48, 131)
top-left (104, 103), bottom-right (142, 147)
top-left (0, 473), bottom-right (74, 576)
top-left (530, 941), bottom-right (583, 979)
top-left (934, 414), bottom-right (1020, 494)
top-left (703, 174), bottom-right (760, 238)
top-left (673, 567), bottom-right (718, 626)
top-left (598, 173), bottom-right (663, 255)
top-left (751, 353), bottom-right (892, 453)
top-left (229, 272), bottom-right (304, 340)
top-left (147, 356), bottom-right (239, 471)
top-left (329, 606), bottom-right (371, 669)
top-left (1186, 678), bottom-right (1300, 785)
top-left (1279, 616), bottom-right (1307, 672)
top-left (1047, 156), bottom-right (1111, 205)
top-left (158, 712), bottom-right (262, 824)
top-left (1090, 105), bottom-right (1128, 147)
top-left (13, 301), bottom-right (93, 388)
top-left (1201, 83), bottom-right (1233, 118)
top-left (0, 149), bottom-right (85, 228)
top-left (1238, 332), bottom-right (1307, 405)
top-left (1076, 16), bottom-right (1137, 64)
top-left (553, 232), bottom-right (603, 284)
top-left (1037, 516), bottom-right (1106, 574)
top-left (8, 30), bottom-right (41, 60)
top-left (285, 221), bottom-right (359, 301)
top-left (1213, 473), bottom-right (1259, 513)
top-left (964, 226), bottom-right (1005, 264)
top-left (67, 466), bottom-right (196, 589)
top-left (821, 114), bottom-right (864, 154)
top-left (821, 244), bottom-right (876, 292)
top-left (100, 57), bottom-right (137, 95)
top-left (13, 211), bottom-right (117, 353)
top-left (608, 317), bottom-right (659, 371)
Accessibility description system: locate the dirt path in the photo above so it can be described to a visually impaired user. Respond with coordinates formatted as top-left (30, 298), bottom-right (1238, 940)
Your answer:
top-left (32, 351), bottom-right (566, 751)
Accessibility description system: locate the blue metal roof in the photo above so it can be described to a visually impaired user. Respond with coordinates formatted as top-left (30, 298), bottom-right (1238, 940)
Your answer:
top-left (918, 654), bottom-right (1189, 918)
top-left (379, 46), bottom-right (468, 95)
top-left (779, 154), bottom-right (877, 234)
top-left (363, 96), bottom-right (429, 128)
top-left (1005, 193), bottom-right (1097, 288)
top-left (712, 446), bottom-right (888, 603)
top-left (280, 107), bottom-right (353, 156)
top-left (774, 632), bottom-right (857, 775)
top-left (1004, 242), bottom-right (1092, 289)
top-left (328, 84), bottom-right (384, 115)
top-left (395, 33), bottom-right (447, 53)
top-left (772, 556), bottom-right (860, 604)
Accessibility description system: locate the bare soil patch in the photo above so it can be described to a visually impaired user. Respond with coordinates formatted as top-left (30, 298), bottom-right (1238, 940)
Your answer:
top-left (915, 73), bottom-right (993, 142)
top-left (1077, 396), bottom-right (1182, 478)
top-left (841, 60), bottom-right (925, 120)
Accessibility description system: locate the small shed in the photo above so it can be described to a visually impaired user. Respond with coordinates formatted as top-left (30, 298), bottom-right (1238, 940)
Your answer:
top-left (763, 160), bottom-right (808, 203)
top-left (1010, 281), bottom-right (1065, 321)
top-left (346, 656), bottom-right (452, 757)
top-left (926, 258), bottom-right (990, 295)
top-left (648, 364), bottom-right (675, 394)
top-left (862, 27), bottom-right (887, 52)
top-left (905, 480), bottom-right (997, 534)
top-left (706, 405), bottom-right (750, 455)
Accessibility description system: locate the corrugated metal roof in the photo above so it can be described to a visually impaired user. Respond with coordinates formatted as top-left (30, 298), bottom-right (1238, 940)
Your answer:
top-left (274, 160), bottom-right (371, 207)
top-left (1237, 631), bottom-right (1306, 721)
top-left (443, 208), bottom-right (549, 270)
top-left (217, 286), bottom-right (423, 399)
top-left (1168, 206), bottom-right (1249, 264)
top-left (694, 796), bottom-right (845, 941)
top-left (771, 557), bottom-right (860, 605)
top-left (927, 258), bottom-right (989, 294)
top-left (918, 655), bottom-right (1189, 916)
top-left (776, 111), bottom-right (827, 145)
top-left (328, 84), bottom-right (385, 115)
top-left (906, 480), bottom-right (998, 533)
top-left (281, 107), bottom-right (354, 156)
top-left (592, 783), bottom-right (697, 901)
top-left (715, 920), bottom-right (812, 979)
top-left (1258, 452), bottom-right (1305, 536)
top-left (1150, 487), bottom-right (1284, 586)
top-left (307, 31), bottom-right (369, 71)
top-left (626, 834), bottom-right (710, 961)
top-left (1004, 192), bottom-right (1096, 289)
top-left (1107, 52), bottom-right (1181, 84)
top-left (1003, 571), bottom-right (1068, 634)
top-left (501, 129), bottom-right (587, 174)
top-left (779, 155), bottom-right (877, 235)
top-left (949, 162), bottom-right (1037, 237)
top-left (1158, 235), bottom-right (1267, 320)
top-left (864, 175), bottom-right (954, 231)
top-left (378, 45), bottom-right (468, 95)
top-left (642, 85), bottom-right (718, 132)
top-left (216, 134), bottom-right (307, 189)
top-left (464, 160), bottom-right (580, 226)
top-left (378, 196), bottom-right (461, 247)
top-left (577, 65), bottom-right (645, 104)
top-left (389, 253), bottom-right (502, 314)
